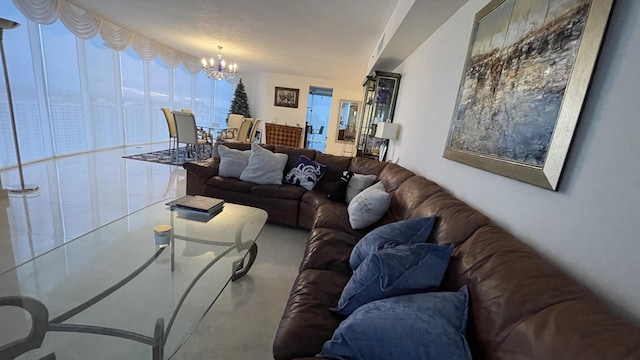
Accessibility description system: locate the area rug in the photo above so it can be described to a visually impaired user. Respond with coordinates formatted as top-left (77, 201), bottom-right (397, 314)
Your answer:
top-left (123, 148), bottom-right (211, 166)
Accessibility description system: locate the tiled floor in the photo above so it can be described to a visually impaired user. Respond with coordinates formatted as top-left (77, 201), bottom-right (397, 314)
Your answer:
top-left (0, 144), bottom-right (308, 359)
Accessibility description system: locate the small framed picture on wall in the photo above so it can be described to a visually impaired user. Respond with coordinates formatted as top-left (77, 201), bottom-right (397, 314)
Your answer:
top-left (274, 87), bottom-right (299, 108)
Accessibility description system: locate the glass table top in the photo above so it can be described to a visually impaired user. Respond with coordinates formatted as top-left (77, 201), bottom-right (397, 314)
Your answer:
top-left (0, 199), bottom-right (268, 359)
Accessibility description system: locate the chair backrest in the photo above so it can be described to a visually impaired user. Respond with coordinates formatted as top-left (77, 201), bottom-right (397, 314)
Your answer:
top-left (228, 114), bottom-right (244, 130)
top-left (162, 107), bottom-right (177, 137)
top-left (237, 119), bottom-right (253, 142)
top-left (172, 111), bottom-right (198, 145)
top-left (181, 109), bottom-right (192, 113)
top-left (249, 119), bottom-right (262, 143)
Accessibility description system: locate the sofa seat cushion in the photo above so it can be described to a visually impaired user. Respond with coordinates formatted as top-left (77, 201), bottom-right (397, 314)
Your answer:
top-left (314, 203), bottom-right (366, 237)
top-left (301, 190), bottom-right (334, 210)
top-left (297, 191), bottom-right (335, 230)
top-left (300, 228), bottom-right (360, 274)
top-left (251, 183), bottom-right (306, 200)
top-left (273, 269), bottom-right (351, 360)
top-left (204, 176), bottom-right (255, 193)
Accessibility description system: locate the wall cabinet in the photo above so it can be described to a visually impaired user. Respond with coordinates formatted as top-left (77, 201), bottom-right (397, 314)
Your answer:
top-left (355, 70), bottom-right (401, 160)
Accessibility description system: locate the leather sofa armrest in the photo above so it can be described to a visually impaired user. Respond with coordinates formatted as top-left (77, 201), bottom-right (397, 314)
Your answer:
top-left (183, 160), bottom-right (219, 195)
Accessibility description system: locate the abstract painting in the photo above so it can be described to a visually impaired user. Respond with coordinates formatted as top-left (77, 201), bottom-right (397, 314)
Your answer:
top-left (443, 0), bottom-right (614, 190)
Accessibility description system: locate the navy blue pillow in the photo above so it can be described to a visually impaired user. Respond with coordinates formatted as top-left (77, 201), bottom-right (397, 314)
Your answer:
top-left (284, 155), bottom-right (327, 190)
top-left (333, 242), bottom-right (454, 315)
top-left (319, 287), bottom-right (472, 360)
top-left (350, 216), bottom-right (437, 270)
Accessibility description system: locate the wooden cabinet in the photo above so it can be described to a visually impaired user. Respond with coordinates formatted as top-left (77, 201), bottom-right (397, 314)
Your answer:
top-left (264, 123), bottom-right (303, 147)
top-left (355, 70), bottom-right (401, 160)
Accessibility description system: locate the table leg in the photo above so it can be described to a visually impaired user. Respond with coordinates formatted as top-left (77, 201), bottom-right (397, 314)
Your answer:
top-left (152, 318), bottom-right (164, 360)
top-left (231, 243), bottom-right (258, 281)
top-left (170, 234), bottom-right (175, 272)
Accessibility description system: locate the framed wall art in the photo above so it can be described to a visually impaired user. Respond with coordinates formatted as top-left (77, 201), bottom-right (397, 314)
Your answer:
top-left (274, 87), bottom-right (300, 108)
top-left (443, 0), bottom-right (615, 190)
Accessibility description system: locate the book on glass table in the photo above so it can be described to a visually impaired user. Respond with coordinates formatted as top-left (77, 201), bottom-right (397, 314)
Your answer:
top-left (166, 195), bottom-right (225, 215)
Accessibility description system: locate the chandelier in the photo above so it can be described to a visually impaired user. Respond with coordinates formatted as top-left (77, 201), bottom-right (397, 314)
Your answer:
top-left (201, 46), bottom-right (238, 81)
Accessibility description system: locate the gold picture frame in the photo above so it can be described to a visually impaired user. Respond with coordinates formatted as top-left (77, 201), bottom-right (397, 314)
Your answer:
top-left (443, 0), bottom-right (615, 190)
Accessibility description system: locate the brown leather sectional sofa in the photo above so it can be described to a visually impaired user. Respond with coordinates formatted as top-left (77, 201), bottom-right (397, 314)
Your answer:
top-left (184, 142), bottom-right (640, 360)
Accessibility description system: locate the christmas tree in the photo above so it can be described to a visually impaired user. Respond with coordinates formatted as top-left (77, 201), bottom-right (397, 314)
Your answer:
top-left (227, 78), bottom-right (251, 123)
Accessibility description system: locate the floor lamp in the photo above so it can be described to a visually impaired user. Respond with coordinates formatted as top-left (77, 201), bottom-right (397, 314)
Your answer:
top-left (0, 17), bottom-right (38, 194)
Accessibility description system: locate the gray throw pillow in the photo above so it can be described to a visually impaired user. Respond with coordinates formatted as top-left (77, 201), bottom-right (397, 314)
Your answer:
top-left (348, 182), bottom-right (391, 229)
top-left (239, 143), bottom-right (288, 184)
top-left (218, 145), bottom-right (250, 178)
top-left (345, 173), bottom-right (378, 204)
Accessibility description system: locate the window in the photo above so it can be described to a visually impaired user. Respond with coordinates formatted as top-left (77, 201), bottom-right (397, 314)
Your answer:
top-left (0, 1), bottom-right (234, 169)
top-left (84, 36), bottom-right (122, 148)
top-left (41, 21), bottom-right (87, 155)
top-left (149, 56), bottom-right (171, 143)
top-left (0, 6), bottom-right (49, 166)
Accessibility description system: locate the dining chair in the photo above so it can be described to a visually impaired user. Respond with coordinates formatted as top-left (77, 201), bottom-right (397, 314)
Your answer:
top-left (226, 118), bottom-right (253, 143)
top-left (239, 118), bottom-right (254, 142)
top-left (161, 107), bottom-right (178, 156)
top-left (227, 114), bottom-right (245, 139)
top-left (172, 111), bottom-right (211, 161)
top-left (249, 119), bottom-right (261, 143)
top-left (307, 125), bottom-right (325, 147)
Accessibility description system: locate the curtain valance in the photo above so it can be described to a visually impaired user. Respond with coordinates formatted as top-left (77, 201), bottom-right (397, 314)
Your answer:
top-left (12, 0), bottom-right (202, 74)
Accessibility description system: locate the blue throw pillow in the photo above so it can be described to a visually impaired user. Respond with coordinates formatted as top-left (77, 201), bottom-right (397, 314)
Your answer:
top-left (350, 216), bottom-right (437, 270)
top-left (319, 287), bottom-right (472, 360)
top-left (284, 155), bottom-right (327, 190)
top-left (333, 242), bottom-right (454, 315)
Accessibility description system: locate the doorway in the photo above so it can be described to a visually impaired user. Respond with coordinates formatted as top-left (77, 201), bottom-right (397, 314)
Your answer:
top-left (305, 86), bottom-right (333, 151)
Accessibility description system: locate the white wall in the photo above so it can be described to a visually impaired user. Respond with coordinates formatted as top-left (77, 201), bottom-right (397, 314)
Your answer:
top-left (390, 0), bottom-right (640, 320)
top-left (240, 72), bottom-right (361, 153)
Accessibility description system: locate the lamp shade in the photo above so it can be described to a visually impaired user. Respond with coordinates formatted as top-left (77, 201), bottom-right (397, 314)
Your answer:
top-left (374, 122), bottom-right (399, 140)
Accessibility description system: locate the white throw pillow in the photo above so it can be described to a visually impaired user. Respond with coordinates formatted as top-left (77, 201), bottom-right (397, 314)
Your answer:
top-left (348, 182), bottom-right (391, 229)
top-left (218, 145), bottom-right (251, 178)
top-left (239, 143), bottom-right (288, 184)
top-left (345, 173), bottom-right (378, 204)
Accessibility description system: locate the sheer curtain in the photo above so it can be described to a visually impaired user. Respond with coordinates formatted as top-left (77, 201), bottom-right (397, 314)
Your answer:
top-left (0, 1), bottom-right (234, 169)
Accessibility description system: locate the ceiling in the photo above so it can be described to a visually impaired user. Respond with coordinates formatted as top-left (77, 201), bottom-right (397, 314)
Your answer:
top-left (68, 0), bottom-right (464, 84)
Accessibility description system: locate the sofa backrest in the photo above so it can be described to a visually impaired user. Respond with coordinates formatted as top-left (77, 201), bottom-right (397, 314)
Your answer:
top-left (375, 168), bottom-right (640, 359)
top-left (445, 223), bottom-right (640, 359)
top-left (273, 145), bottom-right (317, 174)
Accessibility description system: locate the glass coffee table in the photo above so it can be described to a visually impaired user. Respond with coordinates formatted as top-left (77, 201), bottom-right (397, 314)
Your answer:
top-left (0, 199), bottom-right (267, 359)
